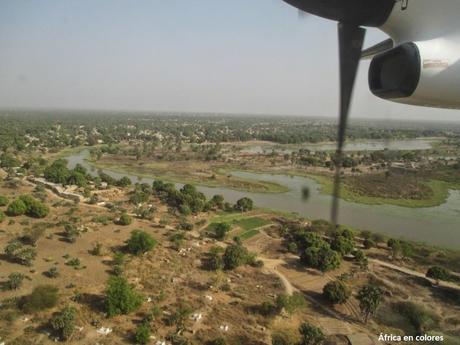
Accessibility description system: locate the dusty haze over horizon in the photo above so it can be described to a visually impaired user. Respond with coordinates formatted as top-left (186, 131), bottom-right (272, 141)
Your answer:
top-left (1, 0), bottom-right (459, 122)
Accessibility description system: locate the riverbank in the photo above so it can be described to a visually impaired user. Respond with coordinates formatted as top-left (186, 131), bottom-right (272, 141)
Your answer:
top-left (68, 147), bottom-right (459, 208)
top-left (86, 157), bottom-right (289, 194)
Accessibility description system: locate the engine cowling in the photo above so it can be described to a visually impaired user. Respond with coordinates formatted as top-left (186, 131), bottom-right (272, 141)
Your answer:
top-left (369, 40), bottom-right (460, 109)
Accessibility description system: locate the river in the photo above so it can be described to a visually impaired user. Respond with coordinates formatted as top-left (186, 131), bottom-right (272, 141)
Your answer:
top-left (66, 148), bottom-right (460, 249)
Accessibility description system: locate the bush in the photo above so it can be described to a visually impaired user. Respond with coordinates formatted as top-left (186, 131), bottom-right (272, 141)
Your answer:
top-left (298, 322), bottom-right (325, 345)
top-left (426, 266), bottom-right (451, 281)
top-left (126, 230), bottom-right (157, 255)
top-left (4, 240), bottom-right (37, 266)
top-left (7, 272), bottom-right (25, 290)
top-left (64, 223), bottom-right (80, 243)
top-left (0, 195), bottom-right (9, 206)
top-left (50, 305), bottom-right (76, 341)
top-left (117, 213), bottom-right (133, 226)
top-left (214, 222), bottom-right (231, 240)
top-left (322, 280), bottom-right (351, 304)
top-left (330, 235), bottom-right (354, 256)
top-left (21, 225), bottom-right (47, 246)
top-left (395, 301), bottom-right (439, 334)
top-left (105, 276), bottom-right (142, 316)
top-left (21, 285), bottom-right (59, 313)
top-left (275, 293), bottom-right (306, 314)
top-left (6, 199), bottom-right (27, 216)
top-left (134, 323), bottom-right (151, 345)
top-left (223, 244), bottom-right (250, 270)
top-left (363, 238), bottom-right (375, 249)
top-left (0, 210), bottom-right (5, 223)
top-left (19, 195), bottom-right (49, 218)
top-left (45, 266), bottom-right (60, 278)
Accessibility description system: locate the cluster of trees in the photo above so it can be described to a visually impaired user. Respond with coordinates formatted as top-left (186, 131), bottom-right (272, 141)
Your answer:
top-left (6, 195), bottom-right (49, 218)
top-left (152, 179), bottom-right (253, 215)
top-left (284, 222), bottom-right (372, 274)
top-left (44, 158), bottom-right (132, 189)
top-left (205, 243), bottom-right (258, 271)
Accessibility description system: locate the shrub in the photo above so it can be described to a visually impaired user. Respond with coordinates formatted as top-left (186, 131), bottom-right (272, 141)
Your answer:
top-left (0, 195), bottom-right (9, 206)
top-left (214, 222), bottom-right (231, 240)
top-left (45, 266), bottom-right (60, 278)
top-left (322, 280), bottom-right (351, 304)
top-left (394, 301), bottom-right (439, 334)
top-left (208, 338), bottom-right (226, 345)
top-left (363, 238), bottom-right (375, 249)
top-left (134, 323), bottom-right (151, 345)
top-left (426, 266), bottom-right (451, 281)
top-left (223, 244), bottom-right (250, 270)
top-left (21, 285), bottom-right (59, 313)
top-left (21, 225), bottom-right (47, 246)
top-left (19, 195), bottom-right (49, 218)
top-left (117, 213), bottom-right (132, 226)
top-left (275, 293), bottom-right (306, 314)
top-left (126, 230), bottom-right (157, 255)
top-left (287, 242), bottom-right (298, 254)
top-left (64, 223), bottom-right (80, 243)
top-left (6, 199), bottom-right (27, 216)
top-left (50, 305), bottom-right (76, 341)
top-left (4, 240), bottom-right (37, 266)
top-left (330, 235), bottom-right (354, 256)
top-left (0, 210), bottom-right (5, 223)
top-left (91, 242), bottom-right (103, 256)
top-left (298, 322), bottom-right (325, 345)
top-left (105, 276), bottom-right (142, 316)
top-left (7, 272), bottom-right (25, 290)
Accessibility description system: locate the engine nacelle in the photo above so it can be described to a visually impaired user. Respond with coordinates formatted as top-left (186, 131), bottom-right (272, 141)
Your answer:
top-left (369, 40), bottom-right (460, 109)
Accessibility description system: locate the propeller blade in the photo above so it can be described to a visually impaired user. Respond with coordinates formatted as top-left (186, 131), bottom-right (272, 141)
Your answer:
top-left (298, 9), bottom-right (308, 20)
top-left (331, 23), bottom-right (366, 226)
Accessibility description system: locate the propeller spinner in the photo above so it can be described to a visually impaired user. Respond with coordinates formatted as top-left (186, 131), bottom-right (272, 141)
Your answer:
top-left (282, 0), bottom-right (395, 226)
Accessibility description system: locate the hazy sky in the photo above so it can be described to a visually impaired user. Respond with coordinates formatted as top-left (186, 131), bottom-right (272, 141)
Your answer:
top-left (1, 0), bottom-right (459, 121)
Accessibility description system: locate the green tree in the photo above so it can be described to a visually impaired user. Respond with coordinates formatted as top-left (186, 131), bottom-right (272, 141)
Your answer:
top-left (234, 197), bottom-right (254, 212)
top-left (357, 284), bottom-right (383, 323)
top-left (301, 242), bottom-right (340, 272)
top-left (21, 285), bottom-right (59, 313)
top-left (6, 199), bottom-right (27, 216)
top-left (214, 222), bottom-right (231, 240)
top-left (125, 230), bottom-right (157, 255)
top-left (322, 280), bottom-right (350, 304)
top-left (298, 322), bottom-right (325, 345)
top-left (330, 235), bottom-right (354, 256)
top-left (44, 159), bottom-right (71, 185)
top-left (117, 176), bottom-right (132, 187)
top-left (210, 194), bottom-right (225, 209)
top-left (223, 244), bottom-right (250, 270)
top-left (105, 276), bottom-right (142, 316)
top-left (50, 305), bottom-right (76, 341)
